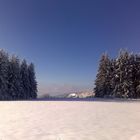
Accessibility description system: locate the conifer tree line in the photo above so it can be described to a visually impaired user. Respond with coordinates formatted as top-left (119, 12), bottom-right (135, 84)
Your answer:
top-left (0, 49), bottom-right (37, 100)
top-left (94, 50), bottom-right (140, 98)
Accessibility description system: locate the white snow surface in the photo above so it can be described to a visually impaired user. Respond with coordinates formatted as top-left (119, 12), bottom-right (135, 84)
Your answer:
top-left (0, 101), bottom-right (140, 140)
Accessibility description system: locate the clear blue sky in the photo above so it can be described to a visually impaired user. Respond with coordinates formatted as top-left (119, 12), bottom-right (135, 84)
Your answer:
top-left (0, 0), bottom-right (140, 95)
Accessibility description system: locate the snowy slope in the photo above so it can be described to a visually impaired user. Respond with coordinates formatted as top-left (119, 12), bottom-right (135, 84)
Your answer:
top-left (0, 101), bottom-right (140, 140)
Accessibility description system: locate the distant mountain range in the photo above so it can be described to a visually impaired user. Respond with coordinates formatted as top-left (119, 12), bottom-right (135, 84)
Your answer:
top-left (55, 91), bottom-right (95, 99)
top-left (39, 90), bottom-right (95, 99)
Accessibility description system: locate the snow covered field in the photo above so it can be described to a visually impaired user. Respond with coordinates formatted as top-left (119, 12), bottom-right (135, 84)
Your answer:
top-left (0, 101), bottom-right (140, 140)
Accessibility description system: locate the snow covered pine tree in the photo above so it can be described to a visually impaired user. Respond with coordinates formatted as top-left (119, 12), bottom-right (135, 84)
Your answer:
top-left (94, 53), bottom-right (112, 98)
top-left (94, 49), bottom-right (140, 99)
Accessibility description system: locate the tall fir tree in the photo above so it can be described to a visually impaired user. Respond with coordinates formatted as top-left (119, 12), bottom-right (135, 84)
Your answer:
top-left (20, 60), bottom-right (30, 99)
top-left (126, 53), bottom-right (136, 98)
top-left (7, 55), bottom-right (21, 100)
top-left (0, 50), bottom-right (9, 100)
top-left (113, 50), bottom-right (130, 98)
top-left (94, 53), bottom-right (112, 97)
top-left (28, 63), bottom-right (37, 99)
top-left (135, 54), bottom-right (140, 98)
top-left (109, 58), bottom-right (116, 97)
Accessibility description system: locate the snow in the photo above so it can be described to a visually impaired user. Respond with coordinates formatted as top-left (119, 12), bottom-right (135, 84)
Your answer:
top-left (0, 101), bottom-right (140, 140)
top-left (67, 93), bottom-right (77, 98)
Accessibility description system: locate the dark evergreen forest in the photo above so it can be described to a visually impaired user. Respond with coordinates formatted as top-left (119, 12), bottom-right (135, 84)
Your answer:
top-left (94, 50), bottom-right (140, 98)
top-left (0, 49), bottom-right (37, 100)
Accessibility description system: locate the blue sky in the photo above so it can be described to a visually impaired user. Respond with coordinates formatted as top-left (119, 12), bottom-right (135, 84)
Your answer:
top-left (0, 0), bottom-right (140, 95)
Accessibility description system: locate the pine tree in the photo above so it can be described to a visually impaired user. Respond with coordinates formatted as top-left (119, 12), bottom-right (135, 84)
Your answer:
top-left (28, 63), bottom-right (37, 99)
top-left (94, 53), bottom-right (112, 97)
top-left (7, 55), bottom-right (21, 100)
top-left (109, 58), bottom-right (116, 97)
top-left (0, 50), bottom-right (9, 100)
top-left (20, 60), bottom-right (30, 99)
top-left (135, 54), bottom-right (140, 98)
top-left (113, 50), bottom-right (130, 98)
top-left (126, 53), bottom-right (136, 98)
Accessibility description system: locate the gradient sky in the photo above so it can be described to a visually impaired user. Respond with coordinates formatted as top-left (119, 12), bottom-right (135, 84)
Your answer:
top-left (0, 0), bottom-right (140, 95)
